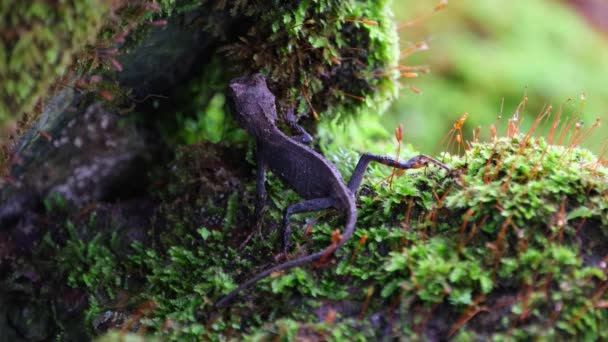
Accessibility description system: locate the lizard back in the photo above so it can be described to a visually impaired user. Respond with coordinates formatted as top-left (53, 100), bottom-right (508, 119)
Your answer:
top-left (258, 130), bottom-right (350, 205)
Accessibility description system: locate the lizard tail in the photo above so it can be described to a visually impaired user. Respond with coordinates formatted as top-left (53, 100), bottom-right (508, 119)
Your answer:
top-left (215, 202), bottom-right (357, 308)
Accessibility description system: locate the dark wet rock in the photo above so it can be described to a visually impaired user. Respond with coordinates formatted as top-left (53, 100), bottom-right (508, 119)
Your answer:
top-left (43, 103), bottom-right (149, 206)
top-left (0, 99), bottom-right (157, 262)
top-left (7, 301), bottom-right (54, 341)
top-left (368, 311), bottom-right (396, 340)
top-left (0, 8), bottom-right (214, 223)
top-left (116, 13), bottom-right (213, 97)
top-left (0, 190), bottom-right (40, 228)
top-left (3, 101), bottom-right (151, 209)
top-left (72, 198), bottom-right (156, 253)
top-left (0, 297), bottom-right (27, 342)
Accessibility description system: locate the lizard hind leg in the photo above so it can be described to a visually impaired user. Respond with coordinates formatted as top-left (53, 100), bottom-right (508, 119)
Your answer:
top-left (346, 153), bottom-right (449, 194)
top-left (282, 197), bottom-right (336, 254)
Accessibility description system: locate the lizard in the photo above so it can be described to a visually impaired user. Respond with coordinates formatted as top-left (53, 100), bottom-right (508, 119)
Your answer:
top-left (215, 73), bottom-right (449, 307)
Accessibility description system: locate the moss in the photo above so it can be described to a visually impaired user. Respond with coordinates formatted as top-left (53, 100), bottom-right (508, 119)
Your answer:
top-left (159, 0), bottom-right (401, 146)
top-left (0, 0), bottom-right (401, 135)
top-left (167, 0), bottom-right (400, 127)
top-left (435, 133), bottom-right (608, 338)
top-left (0, 0), bottom-right (109, 125)
top-left (84, 113), bottom-right (607, 340)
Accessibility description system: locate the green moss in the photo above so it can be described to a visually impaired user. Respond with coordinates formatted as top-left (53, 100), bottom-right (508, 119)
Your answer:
top-left (0, 0), bottom-right (108, 125)
top-left (438, 134), bottom-right (607, 338)
top-left (167, 57), bottom-right (247, 145)
top-left (139, 1), bottom-right (401, 145)
top-left (11, 107), bottom-right (607, 340)
top-left (446, 135), bottom-right (607, 226)
top-left (0, 0), bottom-right (401, 152)
top-left (241, 318), bottom-right (375, 341)
top-left (387, 0), bottom-right (608, 152)
top-left (284, 0), bottom-right (401, 120)
top-left (90, 124), bottom-right (606, 339)
top-left (193, 0), bottom-right (400, 121)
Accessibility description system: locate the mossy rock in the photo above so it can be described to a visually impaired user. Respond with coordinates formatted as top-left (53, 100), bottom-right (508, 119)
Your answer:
top-left (3, 0), bottom-right (607, 340)
top-left (81, 129), bottom-right (607, 340)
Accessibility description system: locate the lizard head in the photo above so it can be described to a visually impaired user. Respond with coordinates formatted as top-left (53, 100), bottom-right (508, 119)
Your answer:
top-left (228, 74), bottom-right (278, 137)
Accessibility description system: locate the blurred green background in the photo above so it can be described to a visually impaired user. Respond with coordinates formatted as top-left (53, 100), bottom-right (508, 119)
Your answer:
top-left (385, 0), bottom-right (608, 153)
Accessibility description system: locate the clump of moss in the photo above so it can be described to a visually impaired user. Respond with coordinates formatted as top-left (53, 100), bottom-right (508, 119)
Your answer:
top-left (167, 0), bottom-right (401, 125)
top-left (439, 134), bottom-right (607, 339)
top-left (156, 0), bottom-right (402, 145)
top-left (0, 0), bottom-right (109, 125)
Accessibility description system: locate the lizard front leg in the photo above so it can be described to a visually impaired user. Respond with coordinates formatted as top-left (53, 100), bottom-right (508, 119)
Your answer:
top-left (285, 108), bottom-right (313, 145)
top-left (347, 153), bottom-right (449, 194)
top-left (240, 155), bottom-right (267, 248)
